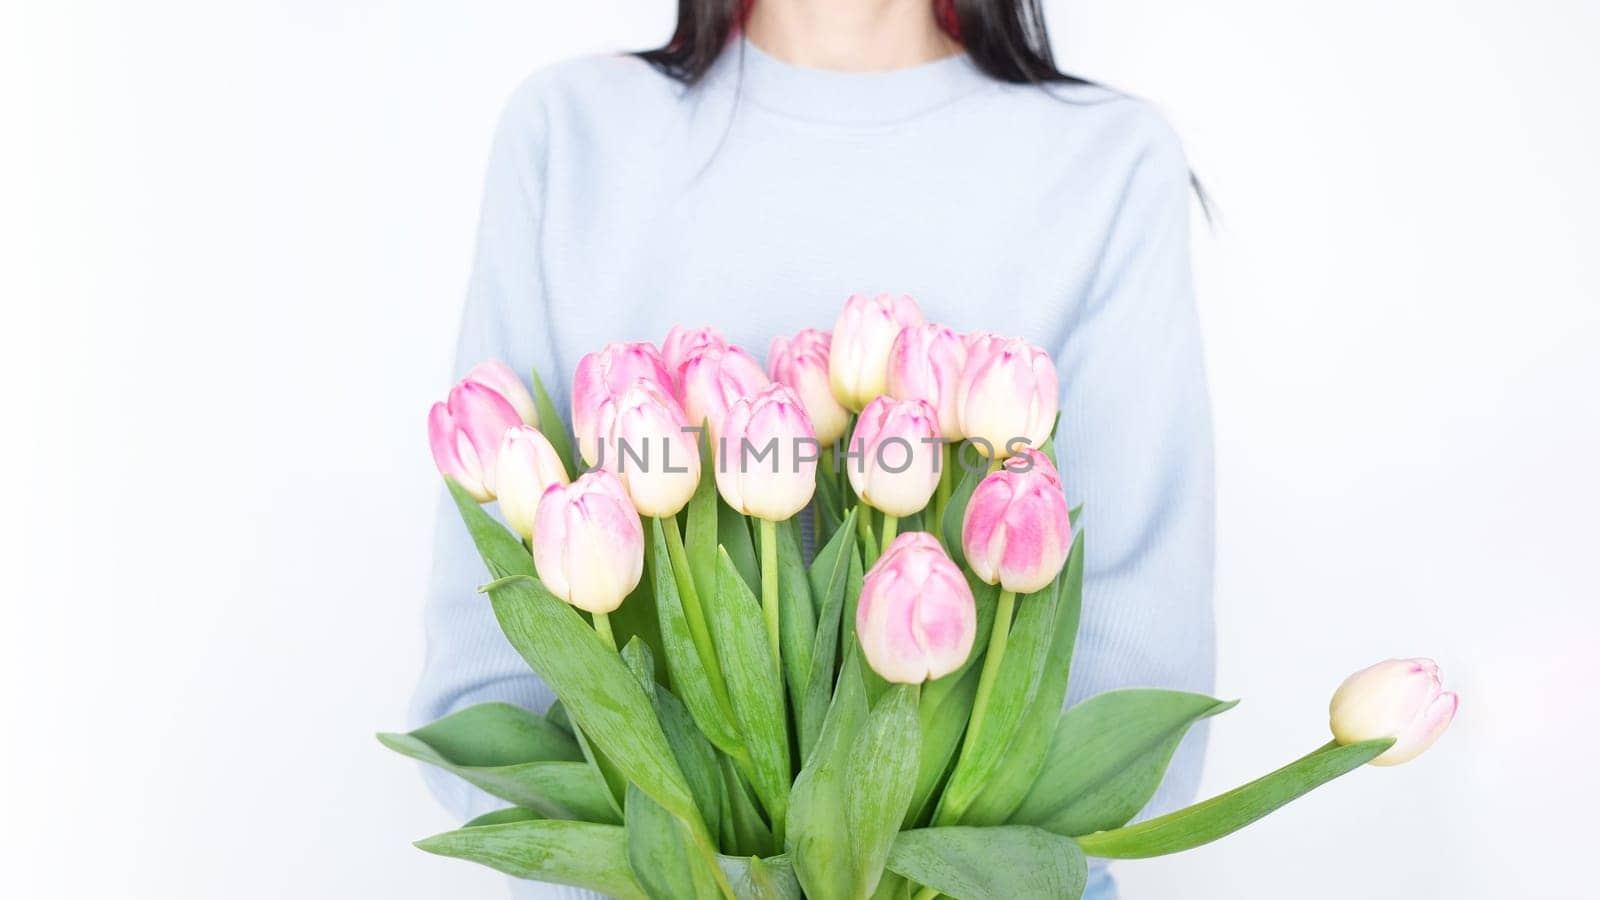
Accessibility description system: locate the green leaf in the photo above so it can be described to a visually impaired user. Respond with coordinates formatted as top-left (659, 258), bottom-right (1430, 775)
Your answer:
top-left (940, 447), bottom-right (989, 566)
top-left (649, 519), bottom-right (744, 760)
top-left (777, 518), bottom-right (817, 749)
top-left (961, 534), bottom-right (1086, 825)
top-left (445, 481), bottom-right (705, 836)
top-left (887, 826), bottom-right (1087, 900)
top-left (621, 638), bottom-right (725, 840)
top-left (687, 427), bottom-right (721, 605)
top-left (463, 807), bottom-right (543, 828)
top-left (937, 568), bottom-right (1065, 823)
top-left (718, 854), bottom-right (803, 900)
top-left (719, 500), bottom-right (762, 595)
top-left (404, 702), bottom-right (581, 766)
top-left (788, 651), bottom-right (869, 899)
top-left (1072, 738), bottom-right (1395, 858)
top-left (610, 557), bottom-right (668, 684)
top-left (378, 705), bottom-right (613, 822)
top-left (799, 507), bottom-right (858, 761)
top-left (416, 820), bottom-right (646, 900)
top-left (845, 683), bottom-right (922, 898)
top-left (709, 548), bottom-right (791, 840)
top-left (529, 366), bottom-right (577, 480)
top-left (1010, 688), bottom-right (1236, 836)
top-left (906, 663), bottom-right (982, 827)
top-left (626, 783), bottom-right (725, 900)
top-left (720, 752), bottom-right (775, 858)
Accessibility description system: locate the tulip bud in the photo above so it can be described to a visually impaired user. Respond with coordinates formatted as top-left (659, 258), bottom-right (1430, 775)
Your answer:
top-left (846, 396), bottom-right (943, 517)
top-left (428, 381), bottom-right (524, 501)
top-left (955, 337), bottom-right (1058, 459)
top-left (678, 344), bottom-right (771, 436)
top-left (768, 328), bottom-right (850, 445)
top-left (887, 323), bottom-right (967, 439)
top-left (715, 383), bottom-right (818, 521)
top-left (531, 470), bottom-right (645, 614)
top-left (599, 380), bottom-right (701, 517)
top-left (464, 359), bottom-right (539, 428)
top-left (829, 293), bottom-right (925, 412)
top-left (961, 449), bottom-right (1072, 594)
top-left (662, 325), bottom-right (727, 383)
top-left (857, 532), bottom-right (977, 684)
top-left (572, 342), bottom-right (674, 466)
top-left (495, 425), bottom-right (570, 539)
top-left (1329, 658), bottom-right (1459, 766)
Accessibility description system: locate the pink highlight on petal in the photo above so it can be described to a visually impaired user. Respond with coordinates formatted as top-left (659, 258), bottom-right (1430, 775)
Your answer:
top-left (961, 449), bottom-right (1072, 593)
top-left (857, 532), bottom-right (976, 684)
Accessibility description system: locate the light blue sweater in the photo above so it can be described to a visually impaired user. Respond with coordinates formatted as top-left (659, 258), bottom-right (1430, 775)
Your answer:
top-left (413, 40), bottom-right (1214, 900)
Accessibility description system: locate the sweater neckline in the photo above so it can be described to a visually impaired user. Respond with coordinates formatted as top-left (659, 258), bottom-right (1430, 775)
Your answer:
top-left (702, 38), bottom-right (987, 125)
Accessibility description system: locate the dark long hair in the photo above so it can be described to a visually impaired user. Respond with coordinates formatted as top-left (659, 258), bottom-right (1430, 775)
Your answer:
top-left (638, 0), bottom-right (1089, 87)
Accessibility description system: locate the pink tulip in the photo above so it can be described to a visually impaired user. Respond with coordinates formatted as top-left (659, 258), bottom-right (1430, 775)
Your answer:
top-left (597, 379), bottom-right (701, 517)
top-left (531, 470), bottom-right (645, 614)
top-left (1330, 658), bottom-right (1459, 766)
top-left (678, 344), bottom-right (771, 436)
top-left (961, 449), bottom-right (1072, 594)
top-left (662, 325), bottom-right (727, 382)
top-left (495, 425), bottom-right (570, 539)
top-left (857, 532), bottom-right (977, 684)
top-left (464, 359), bottom-right (539, 428)
top-left (572, 342), bottom-right (674, 466)
top-left (829, 293), bottom-right (925, 411)
top-left (428, 381), bottom-right (524, 502)
top-left (715, 383), bottom-right (818, 521)
top-left (955, 337), bottom-right (1058, 459)
top-left (887, 323), bottom-right (968, 439)
top-left (768, 328), bottom-right (850, 445)
top-left (846, 396), bottom-right (943, 517)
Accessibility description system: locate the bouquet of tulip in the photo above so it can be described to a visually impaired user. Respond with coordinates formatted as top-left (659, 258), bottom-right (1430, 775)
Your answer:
top-left (383, 294), bottom-right (1458, 899)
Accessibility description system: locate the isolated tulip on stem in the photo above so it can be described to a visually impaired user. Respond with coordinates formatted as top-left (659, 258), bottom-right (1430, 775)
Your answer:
top-left (531, 469), bottom-right (646, 650)
top-left (715, 384), bottom-right (818, 684)
top-left (428, 380), bottom-right (525, 502)
top-left (847, 396), bottom-right (943, 556)
top-left (495, 425), bottom-right (570, 541)
top-left (571, 341), bottom-right (675, 466)
top-left (857, 533), bottom-right (977, 684)
top-left (829, 293), bottom-right (924, 412)
top-left (940, 448), bottom-right (1073, 826)
top-left (1329, 658), bottom-right (1458, 765)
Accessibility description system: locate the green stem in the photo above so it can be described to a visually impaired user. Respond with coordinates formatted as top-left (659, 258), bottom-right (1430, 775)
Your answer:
top-left (988, 455), bottom-right (1004, 474)
top-left (759, 517), bottom-right (782, 681)
top-left (880, 513), bottom-right (899, 556)
top-left (940, 588), bottom-right (1016, 825)
top-left (660, 516), bottom-right (734, 714)
top-left (592, 611), bottom-right (617, 652)
top-left (933, 442), bottom-right (955, 527)
top-left (911, 887), bottom-right (939, 900)
top-left (856, 502), bottom-right (880, 567)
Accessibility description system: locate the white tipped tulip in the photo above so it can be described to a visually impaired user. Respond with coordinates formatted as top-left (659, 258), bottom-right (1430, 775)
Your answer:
top-left (494, 426), bottom-right (570, 540)
top-left (857, 533), bottom-right (977, 684)
top-left (465, 359), bottom-right (539, 428)
top-left (955, 337), bottom-right (1058, 459)
top-left (531, 470), bottom-right (646, 615)
top-left (829, 293), bottom-right (924, 411)
top-left (1329, 658), bottom-right (1459, 766)
top-left (847, 396), bottom-right (943, 517)
top-left (600, 380), bottom-right (701, 517)
top-left (715, 383), bottom-right (818, 521)
top-left (769, 328), bottom-right (851, 445)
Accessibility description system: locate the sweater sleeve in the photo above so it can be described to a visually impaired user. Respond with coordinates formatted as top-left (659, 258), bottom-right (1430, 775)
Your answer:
top-left (409, 79), bottom-right (572, 826)
top-left (1055, 115), bottom-right (1218, 821)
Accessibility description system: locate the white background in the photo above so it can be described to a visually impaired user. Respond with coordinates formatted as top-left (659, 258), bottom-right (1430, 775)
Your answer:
top-left (4, 1), bottom-right (1597, 898)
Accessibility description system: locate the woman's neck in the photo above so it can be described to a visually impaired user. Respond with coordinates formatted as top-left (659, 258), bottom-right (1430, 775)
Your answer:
top-left (745, 0), bottom-right (961, 72)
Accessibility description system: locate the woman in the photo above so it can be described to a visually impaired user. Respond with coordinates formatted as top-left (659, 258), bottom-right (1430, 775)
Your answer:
top-left (413, 2), bottom-right (1215, 897)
